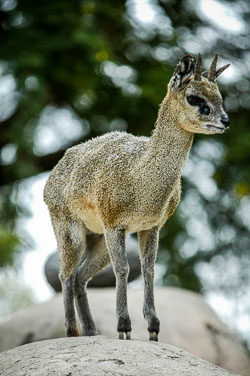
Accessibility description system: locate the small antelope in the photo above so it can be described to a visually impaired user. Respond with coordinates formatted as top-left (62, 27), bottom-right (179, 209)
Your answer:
top-left (44, 54), bottom-right (229, 341)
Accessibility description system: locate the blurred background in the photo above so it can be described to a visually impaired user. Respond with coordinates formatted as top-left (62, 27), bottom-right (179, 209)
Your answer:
top-left (0, 0), bottom-right (250, 349)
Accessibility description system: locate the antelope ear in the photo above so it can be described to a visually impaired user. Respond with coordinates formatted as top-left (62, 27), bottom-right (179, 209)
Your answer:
top-left (171, 54), bottom-right (195, 91)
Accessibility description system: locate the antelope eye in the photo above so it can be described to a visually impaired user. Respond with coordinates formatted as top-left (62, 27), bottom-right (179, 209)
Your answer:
top-left (186, 95), bottom-right (204, 105)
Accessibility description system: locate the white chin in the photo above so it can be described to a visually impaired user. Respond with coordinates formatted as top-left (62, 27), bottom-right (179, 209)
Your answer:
top-left (205, 125), bottom-right (225, 134)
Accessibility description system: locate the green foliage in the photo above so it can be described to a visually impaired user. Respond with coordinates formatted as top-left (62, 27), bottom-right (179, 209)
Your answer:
top-left (0, 226), bottom-right (19, 266)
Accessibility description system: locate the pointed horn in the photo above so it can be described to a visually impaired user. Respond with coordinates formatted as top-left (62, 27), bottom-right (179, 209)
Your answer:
top-left (216, 63), bottom-right (230, 78)
top-left (208, 54), bottom-right (218, 82)
top-left (194, 53), bottom-right (202, 81)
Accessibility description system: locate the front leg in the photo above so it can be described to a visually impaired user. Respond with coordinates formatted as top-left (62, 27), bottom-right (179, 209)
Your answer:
top-left (138, 227), bottom-right (160, 341)
top-left (104, 227), bottom-right (131, 340)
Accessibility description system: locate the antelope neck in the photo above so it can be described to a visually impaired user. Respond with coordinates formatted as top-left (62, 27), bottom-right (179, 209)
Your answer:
top-left (147, 101), bottom-right (194, 177)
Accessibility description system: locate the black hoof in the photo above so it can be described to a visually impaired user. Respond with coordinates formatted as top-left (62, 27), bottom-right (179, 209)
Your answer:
top-left (118, 331), bottom-right (124, 340)
top-left (118, 331), bottom-right (131, 340)
top-left (117, 317), bottom-right (132, 340)
top-left (84, 330), bottom-right (98, 336)
top-left (66, 327), bottom-right (80, 337)
top-left (83, 323), bottom-right (98, 337)
top-left (126, 331), bottom-right (131, 340)
top-left (148, 316), bottom-right (160, 334)
top-left (149, 332), bottom-right (158, 341)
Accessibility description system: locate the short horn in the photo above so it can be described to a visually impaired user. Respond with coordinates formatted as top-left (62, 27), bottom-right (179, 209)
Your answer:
top-left (216, 63), bottom-right (230, 78)
top-left (208, 54), bottom-right (218, 82)
top-left (194, 53), bottom-right (202, 81)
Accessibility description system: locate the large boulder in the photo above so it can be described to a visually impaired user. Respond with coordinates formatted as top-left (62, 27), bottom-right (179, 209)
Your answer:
top-left (0, 336), bottom-right (240, 376)
top-left (0, 287), bottom-right (249, 375)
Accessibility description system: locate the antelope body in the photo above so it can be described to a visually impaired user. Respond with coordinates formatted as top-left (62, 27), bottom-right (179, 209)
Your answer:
top-left (44, 54), bottom-right (229, 341)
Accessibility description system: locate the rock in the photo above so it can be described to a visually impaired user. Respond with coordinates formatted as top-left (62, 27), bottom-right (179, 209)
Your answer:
top-left (45, 251), bottom-right (141, 291)
top-left (44, 252), bottom-right (61, 292)
top-left (0, 288), bottom-right (249, 376)
top-left (0, 335), bottom-right (240, 376)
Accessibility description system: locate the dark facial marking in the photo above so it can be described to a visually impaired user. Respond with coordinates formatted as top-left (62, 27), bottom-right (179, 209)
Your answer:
top-left (199, 103), bottom-right (210, 115)
top-left (186, 95), bottom-right (210, 116)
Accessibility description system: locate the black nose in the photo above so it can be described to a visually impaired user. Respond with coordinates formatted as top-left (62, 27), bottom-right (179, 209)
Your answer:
top-left (220, 115), bottom-right (230, 128)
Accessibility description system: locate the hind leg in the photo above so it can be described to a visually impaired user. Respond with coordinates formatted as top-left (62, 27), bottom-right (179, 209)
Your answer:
top-left (51, 213), bottom-right (86, 337)
top-left (75, 233), bottom-right (110, 336)
top-left (59, 273), bottom-right (79, 337)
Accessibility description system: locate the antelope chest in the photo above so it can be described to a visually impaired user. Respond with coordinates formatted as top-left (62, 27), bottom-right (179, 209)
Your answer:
top-left (125, 192), bottom-right (179, 233)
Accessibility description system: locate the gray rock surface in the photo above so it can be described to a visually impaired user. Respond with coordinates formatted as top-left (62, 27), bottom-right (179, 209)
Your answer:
top-left (0, 335), bottom-right (240, 376)
top-left (0, 288), bottom-right (249, 376)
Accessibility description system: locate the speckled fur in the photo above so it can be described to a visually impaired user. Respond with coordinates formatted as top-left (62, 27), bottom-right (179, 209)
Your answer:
top-left (44, 55), bottom-right (228, 340)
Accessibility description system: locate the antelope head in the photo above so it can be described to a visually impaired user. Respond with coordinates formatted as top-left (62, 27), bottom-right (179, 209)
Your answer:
top-left (169, 54), bottom-right (230, 135)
